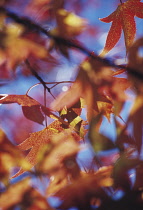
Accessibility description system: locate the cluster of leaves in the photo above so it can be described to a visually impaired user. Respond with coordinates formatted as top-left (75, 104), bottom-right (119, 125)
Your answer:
top-left (0, 0), bottom-right (143, 209)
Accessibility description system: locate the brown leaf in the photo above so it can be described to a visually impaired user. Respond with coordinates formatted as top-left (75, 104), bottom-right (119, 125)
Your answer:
top-left (51, 57), bottom-right (128, 121)
top-left (128, 37), bottom-right (143, 94)
top-left (55, 166), bottom-right (113, 209)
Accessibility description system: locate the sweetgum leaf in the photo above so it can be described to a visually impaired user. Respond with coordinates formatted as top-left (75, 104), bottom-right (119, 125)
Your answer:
top-left (0, 94), bottom-right (52, 124)
top-left (99, 0), bottom-right (143, 55)
top-left (12, 120), bottom-right (64, 178)
top-left (51, 57), bottom-right (114, 121)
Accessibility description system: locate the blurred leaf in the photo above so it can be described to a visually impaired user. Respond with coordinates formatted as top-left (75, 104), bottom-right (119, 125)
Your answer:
top-left (0, 130), bottom-right (31, 184)
top-left (55, 166), bottom-right (113, 209)
top-left (128, 37), bottom-right (143, 94)
top-left (37, 129), bottom-right (80, 174)
top-left (0, 178), bottom-right (30, 209)
top-left (51, 57), bottom-right (113, 121)
top-left (134, 163), bottom-right (143, 190)
top-left (127, 95), bottom-right (143, 153)
top-left (113, 154), bottom-right (140, 191)
top-left (0, 178), bottom-right (54, 209)
top-left (89, 115), bottom-right (115, 152)
top-left (56, 9), bottom-right (87, 37)
top-left (0, 23), bottom-right (48, 70)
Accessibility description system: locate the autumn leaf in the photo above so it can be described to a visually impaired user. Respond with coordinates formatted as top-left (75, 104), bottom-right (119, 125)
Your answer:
top-left (0, 178), bottom-right (54, 210)
top-left (51, 57), bottom-right (112, 121)
top-left (99, 0), bottom-right (143, 56)
top-left (0, 94), bottom-right (52, 124)
top-left (55, 166), bottom-right (113, 209)
top-left (0, 178), bottom-right (30, 209)
top-left (51, 57), bottom-right (129, 121)
top-left (55, 9), bottom-right (87, 37)
top-left (49, 9), bottom-right (87, 57)
top-left (37, 129), bottom-right (80, 173)
top-left (12, 120), bottom-right (64, 178)
top-left (37, 129), bottom-right (80, 195)
top-left (0, 23), bottom-right (48, 70)
top-left (0, 130), bottom-right (31, 184)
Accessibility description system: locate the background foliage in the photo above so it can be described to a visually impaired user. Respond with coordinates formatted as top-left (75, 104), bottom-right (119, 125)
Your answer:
top-left (0, 0), bottom-right (143, 209)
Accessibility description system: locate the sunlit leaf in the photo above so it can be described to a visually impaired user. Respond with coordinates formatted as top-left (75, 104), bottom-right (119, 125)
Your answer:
top-left (0, 130), bottom-right (31, 184)
top-left (99, 0), bottom-right (143, 55)
top-left (0, 178), bottom-right (30, 209)
top-left (12, 120), bottom-right (65, 178)
top-left (0, 178), bottom-right (54, 209)
top-left (2, 23), bottom-right (48, 69)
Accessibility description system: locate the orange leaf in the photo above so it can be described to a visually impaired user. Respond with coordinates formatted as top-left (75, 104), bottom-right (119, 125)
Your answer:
top-left (0, 178), bottom-right (30, 209)
top-left (0, 130), bottom-right (31, 184)
top-left (51, 57), bottom-right (128, 121)
top-left (99, 0), bottom-right (143, 56)
top-left (12, 120), bottom-right (64, 178)
top-left (0, 178), bottom-right (54, 210)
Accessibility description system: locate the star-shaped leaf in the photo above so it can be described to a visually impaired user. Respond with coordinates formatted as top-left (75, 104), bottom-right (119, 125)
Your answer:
top-left (12, 120), bottom-right (64, 178)
top-left (99, 0), bottom-right (143, 56)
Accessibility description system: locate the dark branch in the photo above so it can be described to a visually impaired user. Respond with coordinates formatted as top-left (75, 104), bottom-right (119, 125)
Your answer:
top-left (25, 60), bottom-right (50, 93)
top-left (1, 6), bottom-right (143, 81)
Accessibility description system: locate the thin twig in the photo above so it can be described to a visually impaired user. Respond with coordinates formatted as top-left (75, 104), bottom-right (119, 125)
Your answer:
top-left (44, 87), bottom-right (48, 127)
top-left (26, 81), bottom-right (73, 95)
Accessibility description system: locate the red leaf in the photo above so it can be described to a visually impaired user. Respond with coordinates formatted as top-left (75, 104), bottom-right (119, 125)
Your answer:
top-left (99, 0), bottom-right (143, 56)
top-left (0, 94), bottom-right (52, 124)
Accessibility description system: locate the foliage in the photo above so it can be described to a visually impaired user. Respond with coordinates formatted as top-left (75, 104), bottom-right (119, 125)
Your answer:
top-left (0, 0), bottom-right (143, 209)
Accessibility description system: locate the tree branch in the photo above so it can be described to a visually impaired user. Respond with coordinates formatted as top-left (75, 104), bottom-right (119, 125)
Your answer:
top-left (0, 6), bottom-right (143, 81)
